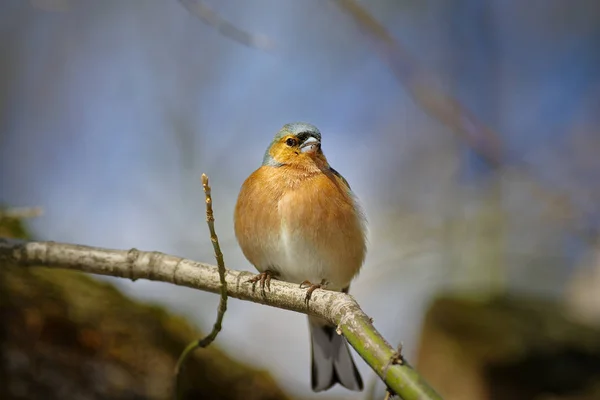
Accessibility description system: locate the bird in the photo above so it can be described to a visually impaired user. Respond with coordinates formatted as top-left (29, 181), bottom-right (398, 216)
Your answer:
top-left (234, 122), bottom-right (367, 392)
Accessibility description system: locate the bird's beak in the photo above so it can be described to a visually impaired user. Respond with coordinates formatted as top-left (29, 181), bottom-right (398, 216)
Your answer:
top-left (300, 136), bottom-right (320, 154)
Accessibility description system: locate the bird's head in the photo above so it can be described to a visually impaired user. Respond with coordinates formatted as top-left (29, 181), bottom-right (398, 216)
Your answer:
top-left (262, 122), bottom-right (328, 168)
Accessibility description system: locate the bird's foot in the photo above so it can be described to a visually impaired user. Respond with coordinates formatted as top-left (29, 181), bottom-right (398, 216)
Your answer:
top-left (299, 279), bottom-right (328, 305)
top-left (246, 270), bottom-right (278, 296)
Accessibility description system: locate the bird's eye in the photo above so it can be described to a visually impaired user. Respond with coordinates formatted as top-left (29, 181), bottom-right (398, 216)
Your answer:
top-left (286, 138), bottom-right (297, 147)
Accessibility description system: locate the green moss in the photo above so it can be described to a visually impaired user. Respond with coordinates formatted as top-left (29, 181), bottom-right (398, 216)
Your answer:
top-left (0, 206), bottom-right (31, 239)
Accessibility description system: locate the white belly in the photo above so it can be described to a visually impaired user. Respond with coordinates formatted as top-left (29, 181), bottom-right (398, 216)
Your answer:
top-left (276, 221), bottom-right (329, 284)
top-left (252, 205), bottom-right (354, 291)
top-left (254, 221), bottom-right (329, 282)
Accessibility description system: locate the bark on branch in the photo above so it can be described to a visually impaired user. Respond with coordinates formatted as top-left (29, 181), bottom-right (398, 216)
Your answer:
top-left (0, 238), bottom-right (442, 400)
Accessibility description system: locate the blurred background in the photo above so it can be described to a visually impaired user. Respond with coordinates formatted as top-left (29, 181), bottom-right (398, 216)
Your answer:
top-left (2, 1), bottom-right (600, 399)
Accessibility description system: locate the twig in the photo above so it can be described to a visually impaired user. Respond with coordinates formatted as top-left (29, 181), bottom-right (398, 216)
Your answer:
top-left (383, 342), bottom-right (404, 377)
top-left (174, 174), bottom-right (228, 399)
top-left (179, 0), bottom-right (274, 51)
top-left (0, 239), bottom-right (443, 400)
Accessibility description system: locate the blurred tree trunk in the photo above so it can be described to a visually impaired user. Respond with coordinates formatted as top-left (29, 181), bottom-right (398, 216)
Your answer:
top-left (416, 295), bottom-right (600, 400)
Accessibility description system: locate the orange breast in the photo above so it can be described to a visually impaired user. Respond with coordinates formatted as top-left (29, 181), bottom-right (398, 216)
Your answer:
top-left (234, 165), bottom-right (366, 289)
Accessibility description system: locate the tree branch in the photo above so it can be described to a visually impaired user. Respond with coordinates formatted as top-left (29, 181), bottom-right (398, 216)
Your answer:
top-left (0, 238), bottom-right (442, 400)
top-left (179, 0), bottom-right (274, 51)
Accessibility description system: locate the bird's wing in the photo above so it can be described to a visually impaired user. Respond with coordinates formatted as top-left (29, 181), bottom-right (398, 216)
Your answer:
top-left (329, 167), bottom-right (351, 190)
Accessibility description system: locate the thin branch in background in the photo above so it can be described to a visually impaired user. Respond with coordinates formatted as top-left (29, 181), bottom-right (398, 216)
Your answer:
top-left (0, 207), bottom-right (44, 219)
top-left (333, 0), bottom-right (503, 166)
top-left (29, 0), bottom-right (70, 12)
top-left (179, 0), bottom-right (274, 51)
top-left (333, 0), bottom-right (591, 236)
top-left (174, 174), bottom-right (228, 399)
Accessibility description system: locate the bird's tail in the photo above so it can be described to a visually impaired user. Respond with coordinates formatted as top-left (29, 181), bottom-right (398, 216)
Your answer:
top-left (308, 316), bottom-right (363, 392)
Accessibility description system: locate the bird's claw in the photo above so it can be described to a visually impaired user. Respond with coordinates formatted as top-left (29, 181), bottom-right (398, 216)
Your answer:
top-left (299, 280), bottom-right (312, 289)
top-left (246, 270), bottom-right (277, 296)
top-left (299, 279), bottom-right (327, 305)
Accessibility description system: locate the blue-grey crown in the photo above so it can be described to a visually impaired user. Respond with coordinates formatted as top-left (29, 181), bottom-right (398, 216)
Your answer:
top-left (274, 122), bottom-right (321, 141)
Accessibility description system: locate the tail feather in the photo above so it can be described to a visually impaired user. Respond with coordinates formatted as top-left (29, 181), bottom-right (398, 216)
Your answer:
top-left (309, 316), bottom-right (363, 392)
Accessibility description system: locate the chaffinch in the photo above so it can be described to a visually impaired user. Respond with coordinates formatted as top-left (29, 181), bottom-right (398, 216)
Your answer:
top-left (234, 122), bottom-right (367, 392)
